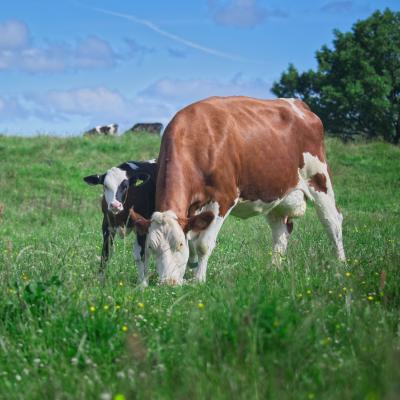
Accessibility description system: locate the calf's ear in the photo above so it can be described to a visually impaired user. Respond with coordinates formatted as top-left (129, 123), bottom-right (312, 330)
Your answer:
top-left (83, 174), bottom-right (105, 185)
top-left (182, 211), bottom-right (214, 233)
top-left (129, 208), bottom-right (151, 235)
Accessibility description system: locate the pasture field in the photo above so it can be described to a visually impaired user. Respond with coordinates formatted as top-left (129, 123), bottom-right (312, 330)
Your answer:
top-left (0, 133), bottom-right (399, 400)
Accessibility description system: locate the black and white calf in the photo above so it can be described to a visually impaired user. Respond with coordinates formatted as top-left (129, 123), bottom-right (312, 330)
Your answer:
top-left (84, 160), bottom-right (157, 286)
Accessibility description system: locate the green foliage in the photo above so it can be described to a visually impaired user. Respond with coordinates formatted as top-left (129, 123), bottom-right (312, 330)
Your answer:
top-left (0, 134), bottom-right (400, 399)
top-left (272, 9), bottom-right (400, 143)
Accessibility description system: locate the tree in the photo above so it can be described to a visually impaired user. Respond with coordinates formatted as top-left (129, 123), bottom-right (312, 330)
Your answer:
top-left (272, 9), bottom-right (400, 143)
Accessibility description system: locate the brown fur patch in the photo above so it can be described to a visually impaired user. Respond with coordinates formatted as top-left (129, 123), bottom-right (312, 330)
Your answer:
top-left (309, 173), bottom-right (328, 193)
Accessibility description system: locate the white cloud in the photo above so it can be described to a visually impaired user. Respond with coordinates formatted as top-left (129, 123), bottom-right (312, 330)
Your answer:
top-left (0, 20), bottom-right (29, 50)
top-left (208, 0), bottom-right (288, 28)
top-left (0, 19), bottom-right (150, 73)
top-left (42, 87), bottom-right (127, 116)
top-left (0, 95), bottom-right (29, 121)
top-left (30, 87), bottom-right (172, 130)
top-left (208, 0), bottom-right (266, 28)
top-left (139, 75), bottom-right (271, 105)
top-left (0, 36), bottom-right (116, 73)
top-left (74, 36), bottom-right (116, 68)
top-left (1, 75), bottom-right (273, 134)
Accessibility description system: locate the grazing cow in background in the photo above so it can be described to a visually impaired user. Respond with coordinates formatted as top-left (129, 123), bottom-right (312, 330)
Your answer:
top-left (84, 123), bottom-right (118, 136)
top-left (84, 160), bottom-right (157, 286)
top-left (130, 123), bottom-right (163, 135)
top-left (130, 96), bottom-right (346, 284)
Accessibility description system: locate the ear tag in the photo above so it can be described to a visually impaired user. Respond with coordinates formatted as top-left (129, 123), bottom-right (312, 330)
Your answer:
top-left (135, 179), bottom-right (144, 187)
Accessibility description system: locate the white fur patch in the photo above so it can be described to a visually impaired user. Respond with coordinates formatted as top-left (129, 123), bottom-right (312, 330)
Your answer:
top-left (232, 199), bottom-right (281, 219)
top-left (126, 162), bottom-right (139, 170)
top-left (281, 98), bottom-right (305, 119)
top-left (300, 152), bottom-right (334, 196)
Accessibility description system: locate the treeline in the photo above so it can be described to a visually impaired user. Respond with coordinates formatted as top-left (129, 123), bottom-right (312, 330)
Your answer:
top-left (272, 9), bottom-right (400, 144)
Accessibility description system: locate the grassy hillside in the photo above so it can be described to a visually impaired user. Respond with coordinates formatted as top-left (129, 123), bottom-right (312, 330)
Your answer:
top-left (0, 133), bottom-right (399, 400)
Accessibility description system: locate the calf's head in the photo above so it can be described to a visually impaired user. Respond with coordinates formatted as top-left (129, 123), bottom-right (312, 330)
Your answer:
top-left (84, 167), bottom-right (149, 214)
top-left (130, 209), bottom-right (214, 284)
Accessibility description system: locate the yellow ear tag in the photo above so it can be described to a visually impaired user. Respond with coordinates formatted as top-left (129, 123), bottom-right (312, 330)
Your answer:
top-left (135, 179), bottom-right (144, 187)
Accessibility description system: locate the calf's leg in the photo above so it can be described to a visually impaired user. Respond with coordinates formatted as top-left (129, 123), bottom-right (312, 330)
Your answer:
top-left (100, 217), bottom-right (116, 274)
top-left (134, 235), bottom-right (148, 287)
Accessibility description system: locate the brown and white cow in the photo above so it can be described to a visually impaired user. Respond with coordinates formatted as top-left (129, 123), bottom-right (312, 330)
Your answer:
top-left (130, 96), bottom-right (346, 284)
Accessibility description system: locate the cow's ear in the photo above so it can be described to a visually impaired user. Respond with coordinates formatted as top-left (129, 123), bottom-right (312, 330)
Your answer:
top-left (129, 208), bottom-right (151, 235)
top-left (129, 172), bottom-right (151, 187)
top-left (182, 211), bottom-right (214, 233)
top-left (83, 174), bottom-right (105, 185)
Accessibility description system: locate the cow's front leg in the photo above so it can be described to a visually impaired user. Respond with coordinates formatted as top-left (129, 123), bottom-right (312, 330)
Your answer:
top-left (134, 235), bottom-right (148, 287)
top-left (266, 213), bottom-right (292, 267)
top-left (193, 214), bottom-right (226, 283)
top-left (100, 217), bottom-right (116, 278)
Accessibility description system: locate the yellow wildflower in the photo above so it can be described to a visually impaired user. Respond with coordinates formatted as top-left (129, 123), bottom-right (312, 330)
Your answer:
top-left (137, 302), bottom-right (144, 309)
top-left (89, 306), bottom-right (96, 313)
top-left (198, 302), bottom-right (205, 309)
top-left (122, 325), bottom-right (128, 332)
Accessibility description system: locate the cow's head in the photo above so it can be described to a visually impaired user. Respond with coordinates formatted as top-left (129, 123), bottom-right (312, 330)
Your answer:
top-left (130, 209), bottom-right (214, 284)
top-left (84, 167), bottom-right (150, 214)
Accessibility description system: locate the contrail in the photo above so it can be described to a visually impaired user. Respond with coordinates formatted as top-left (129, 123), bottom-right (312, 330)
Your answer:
top-left (90, 6), bottom-right (249, 62)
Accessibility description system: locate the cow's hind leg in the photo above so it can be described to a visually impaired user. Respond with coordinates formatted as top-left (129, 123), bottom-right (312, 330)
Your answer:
top-left (307, 174), bottom-right (345, 261)
top-left (134, 235), bottom-right (148, 287)
top-left (188, 239), bottom-right (199, 269)
top-left (266, 213), bottom-right (293, 266)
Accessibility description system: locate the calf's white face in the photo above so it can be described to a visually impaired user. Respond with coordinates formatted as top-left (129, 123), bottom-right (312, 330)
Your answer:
top-left (103, 167), bottom-right (129, 214)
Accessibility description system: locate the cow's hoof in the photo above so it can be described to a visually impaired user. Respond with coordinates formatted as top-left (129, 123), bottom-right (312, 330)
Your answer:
top-left (138, 280), bottom-right (149, 290)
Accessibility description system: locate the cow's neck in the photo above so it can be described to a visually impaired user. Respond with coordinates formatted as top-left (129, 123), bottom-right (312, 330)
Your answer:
top-left (155, 154), bottom-right (195, 218)
top-left (156, 172), bottom-right (192, 218)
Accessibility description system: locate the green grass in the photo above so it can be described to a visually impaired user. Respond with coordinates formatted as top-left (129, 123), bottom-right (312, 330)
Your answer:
top-left (0, 133), bottom-right (399, 400)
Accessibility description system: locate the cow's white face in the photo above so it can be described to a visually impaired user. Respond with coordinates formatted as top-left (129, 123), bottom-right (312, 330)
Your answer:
top-left (103, 167), bottom-right (129, 214)
top-left (146, 211), bottom-right (189, 284)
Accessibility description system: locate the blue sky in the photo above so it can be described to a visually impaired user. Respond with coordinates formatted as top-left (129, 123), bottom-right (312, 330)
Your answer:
top-left (0, 0), bottom-right (398, 135)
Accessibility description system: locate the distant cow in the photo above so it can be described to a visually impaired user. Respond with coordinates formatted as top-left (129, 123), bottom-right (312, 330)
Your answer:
top-left (84, 160), bottom-right (157, 286)
top-left (84, 124), bottom-right (118, 136)
top-left (130, 96), bottom-right (346, 285)
top-left (130, 123), bottom-right (163, 135)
